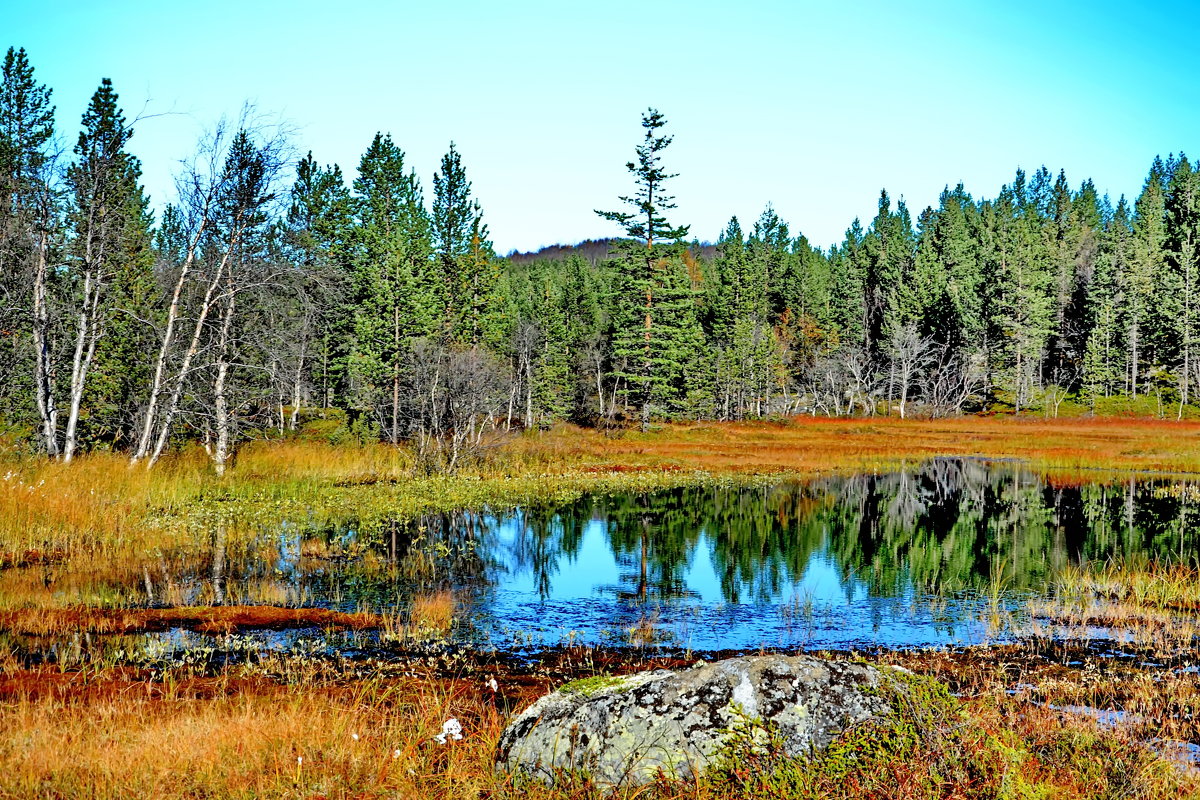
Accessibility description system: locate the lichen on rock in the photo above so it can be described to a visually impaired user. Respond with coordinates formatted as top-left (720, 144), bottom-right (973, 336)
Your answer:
top-left (494, 653), bottom-right (893, 787)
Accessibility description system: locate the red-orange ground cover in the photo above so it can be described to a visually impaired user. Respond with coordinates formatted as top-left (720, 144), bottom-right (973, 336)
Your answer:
top-left (514, 417), bottom-right (1200, 476)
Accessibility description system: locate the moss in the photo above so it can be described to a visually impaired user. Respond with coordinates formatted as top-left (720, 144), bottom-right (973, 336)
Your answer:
top-left (557, 674), bottom-right (627, 696)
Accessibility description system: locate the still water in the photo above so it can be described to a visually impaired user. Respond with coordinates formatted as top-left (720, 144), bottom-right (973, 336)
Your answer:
top-left (136, 457), bottom-right (1200, 654)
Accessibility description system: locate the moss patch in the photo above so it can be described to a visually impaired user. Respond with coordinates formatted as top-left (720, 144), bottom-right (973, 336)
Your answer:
top-left (557, 674), bottom-right (628, 696)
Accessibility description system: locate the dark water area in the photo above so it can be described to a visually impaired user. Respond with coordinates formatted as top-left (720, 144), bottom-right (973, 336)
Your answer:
top-left (12, 458), bottom-right (1200, 661)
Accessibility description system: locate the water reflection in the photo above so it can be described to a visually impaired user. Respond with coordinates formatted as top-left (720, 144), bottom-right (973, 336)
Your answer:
top-left (12, 459), bottom-right (1200, 653)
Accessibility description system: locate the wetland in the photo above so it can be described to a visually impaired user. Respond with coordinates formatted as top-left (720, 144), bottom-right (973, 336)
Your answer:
top-left (5, 419), bottom-right (1200, 798)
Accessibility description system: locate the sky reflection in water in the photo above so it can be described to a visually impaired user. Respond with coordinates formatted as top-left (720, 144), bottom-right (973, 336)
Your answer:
top-left (97, 458), bottom-right (1200, 655)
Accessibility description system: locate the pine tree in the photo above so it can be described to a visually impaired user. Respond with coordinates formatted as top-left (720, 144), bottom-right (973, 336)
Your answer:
top-left (432, 142), bottom-right (496, 343)
top-left (710, 209), bottom-right (783, 419)
top-left (1082, 197), bottom-right (1131, 407)
top-left (863, 190), bottom-right (916, 356)
top-left (982, 177), bottom-right (1055, 412)
top-left (1165, 154), bottom-right (1200, 413)
top-left (348, 133), bottom-right (433, 442)
top-left (595, 108), bottom-right (696, 429)
top-left (0, 47), bottom-right (58, 454)
top-left (284, 152), bottom-right (354, 410)
top-left (830, 218), bottom-right (867, 349)
top-left (62, 78), bottom-right (153, 460)
top-left (1130, 157), bottom-right (1169, 396)
top-left (749, 205), bottom-right (785, 318)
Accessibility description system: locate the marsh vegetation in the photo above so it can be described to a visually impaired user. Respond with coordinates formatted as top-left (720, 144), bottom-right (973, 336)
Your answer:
top-left (2, 420), bottom-right (1200, 797)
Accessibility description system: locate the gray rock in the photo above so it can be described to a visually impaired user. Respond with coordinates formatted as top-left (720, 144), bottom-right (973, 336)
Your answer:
top-left (495, 654), bottom-right (892, 787)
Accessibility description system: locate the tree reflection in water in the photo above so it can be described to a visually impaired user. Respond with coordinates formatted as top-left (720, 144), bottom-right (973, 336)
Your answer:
top-left (127, 460), bottom-right (1200, 650)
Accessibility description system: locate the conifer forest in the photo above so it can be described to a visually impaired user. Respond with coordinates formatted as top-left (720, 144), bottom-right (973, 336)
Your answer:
top-left (3, 46), bottom-right (1199, 473)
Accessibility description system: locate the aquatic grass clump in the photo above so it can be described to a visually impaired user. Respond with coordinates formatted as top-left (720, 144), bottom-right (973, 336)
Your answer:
top-left (1056, 560), bottom-right (1200, 612)
top-left (410, 591), bottom-right (458, 636)
top-left (1026, 560), bottom-right (1200, 655)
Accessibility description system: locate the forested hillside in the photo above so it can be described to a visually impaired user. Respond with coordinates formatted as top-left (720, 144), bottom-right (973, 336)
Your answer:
top-left (2, 47), bottom-right (1199, 471)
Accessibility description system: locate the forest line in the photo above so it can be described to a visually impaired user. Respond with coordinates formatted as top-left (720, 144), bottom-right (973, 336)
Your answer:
top-left (2, 47), bottom-right (1199, 473)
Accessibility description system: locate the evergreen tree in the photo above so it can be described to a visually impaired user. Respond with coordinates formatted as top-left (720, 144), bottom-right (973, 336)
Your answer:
top-left (1082, 197), bottom-right (1131, 407)
top-left (595, 108), bottom-right (698, 429)
top-left (64, 79), bottom-right (154, 456)
top-left (1165, 154), bottom-right (1200, 413)
top-left (348, 133), bottom-right (433, 442)
top-left (982, 177), bottom-right (1054, 411)
top-left (1130, 157), bottom-right (1169, 396)
top-left (432, 142), bottom-right (496, 343)
top-left (284, 152), bottom-right (354, 410)
top-left (0, 47), bottom-right (58, 453)
top-left (863, 190), bottom-right (916, 354)
top-left (830, 218), bottom-right (867, 349)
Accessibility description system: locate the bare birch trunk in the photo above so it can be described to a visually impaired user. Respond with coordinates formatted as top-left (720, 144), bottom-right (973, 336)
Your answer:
top-left (212, 283), bottom-right (236, 478)
top-left (64, 263), bottom-right (103, 462)
top-left (290, 338), bottom-right (306, 431)
top-left (525, 349), bottom-right (534, 429)
top-left (31, 229), bottom-right (58, 457)
top-left (146, 225), bottom-right (241, 468)
top-left (132, 217), bottom-right (208, 464)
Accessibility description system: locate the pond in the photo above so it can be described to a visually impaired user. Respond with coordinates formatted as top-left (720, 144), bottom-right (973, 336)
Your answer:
top-left (10, 458), bottom-right (1200, 660)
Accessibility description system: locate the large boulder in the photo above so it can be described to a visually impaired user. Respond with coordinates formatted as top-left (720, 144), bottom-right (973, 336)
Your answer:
top-left (495, 654), bottom-right (893, 787)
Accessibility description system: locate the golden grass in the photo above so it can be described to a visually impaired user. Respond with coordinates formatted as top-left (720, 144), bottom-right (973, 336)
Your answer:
top-left (1055, 561), bottom-right (1200, 611)
top-left (0, 651), bottom-right (1194, 800)
top-left (510, 417), bottom-right (1200, 477)
top-left (1021, 560), bottom-right (1200, 657)
top-left (410, 591), bottom-right (457, 635)
top-left (0, 667), bottom-right (506, 799)
top-left (3, 416), bottom-right (1196, 565)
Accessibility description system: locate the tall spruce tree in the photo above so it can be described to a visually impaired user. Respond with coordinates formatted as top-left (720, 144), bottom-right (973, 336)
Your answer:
top-left (983, 176), bottom-right (1055, 412)
top-left (349, 133), bottom-right (434, 443)
top-left (432, 142), bottom-right (496, 343)
top-left (0, 47), bottom-right (58, 454)
top-left (1130, 157), bottom-right (1169, 396)
top-left (1165, 154), bottom-right (1200, 414)
top-left (284, 152), bottom-right (354, 411)
top-left (595, 108), bottom-right (698, 430)
top-left (62, 78), bottom-right (153, 460)
top-left (1082, 196), bottom-right (1128, 408)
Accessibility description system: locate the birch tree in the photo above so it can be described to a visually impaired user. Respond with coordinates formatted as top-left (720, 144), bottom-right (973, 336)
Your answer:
top-left (131, 120), bottom-right (284, 469)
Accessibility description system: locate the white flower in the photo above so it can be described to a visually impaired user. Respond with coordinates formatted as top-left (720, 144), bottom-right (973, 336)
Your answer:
top-left (434, 717), bottom-right (463, 744)
top-left (297, 756), bottom-right (303, 766)
top-left (486, 677), bottom-right (498, 693)
top-left (393, 748), bottom-right (402, 760)
top-left (351, 733), bottom-right (359, 741)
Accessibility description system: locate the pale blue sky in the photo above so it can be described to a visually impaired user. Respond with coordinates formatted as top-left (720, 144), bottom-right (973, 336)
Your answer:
top-left (7, 0), bottom-right (1198, 253)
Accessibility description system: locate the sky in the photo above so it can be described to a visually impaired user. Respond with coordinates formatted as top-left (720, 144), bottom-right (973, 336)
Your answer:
top-left (7, 0), bottom-right (1199, 254)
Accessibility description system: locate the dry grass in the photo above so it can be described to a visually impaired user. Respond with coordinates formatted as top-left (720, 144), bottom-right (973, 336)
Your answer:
top-left (3, 416), bottom-right (1197, 564)
top-left (4, 419), bottom-right (1200, 797)
top-left (0, 666), bottom-right (508, 799)
top-left (410, 591), bottom-right (457, 634)
top-left (510, 417), bottom-right (1200, 477)
top-left (0, 650), bottom-right (1194, 800)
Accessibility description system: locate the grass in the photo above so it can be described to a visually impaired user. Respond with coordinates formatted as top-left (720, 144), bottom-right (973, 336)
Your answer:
top-left (4, 416), bottom-right (1200, 797)
top-left (0, 648), bottom-right (1195, 799)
